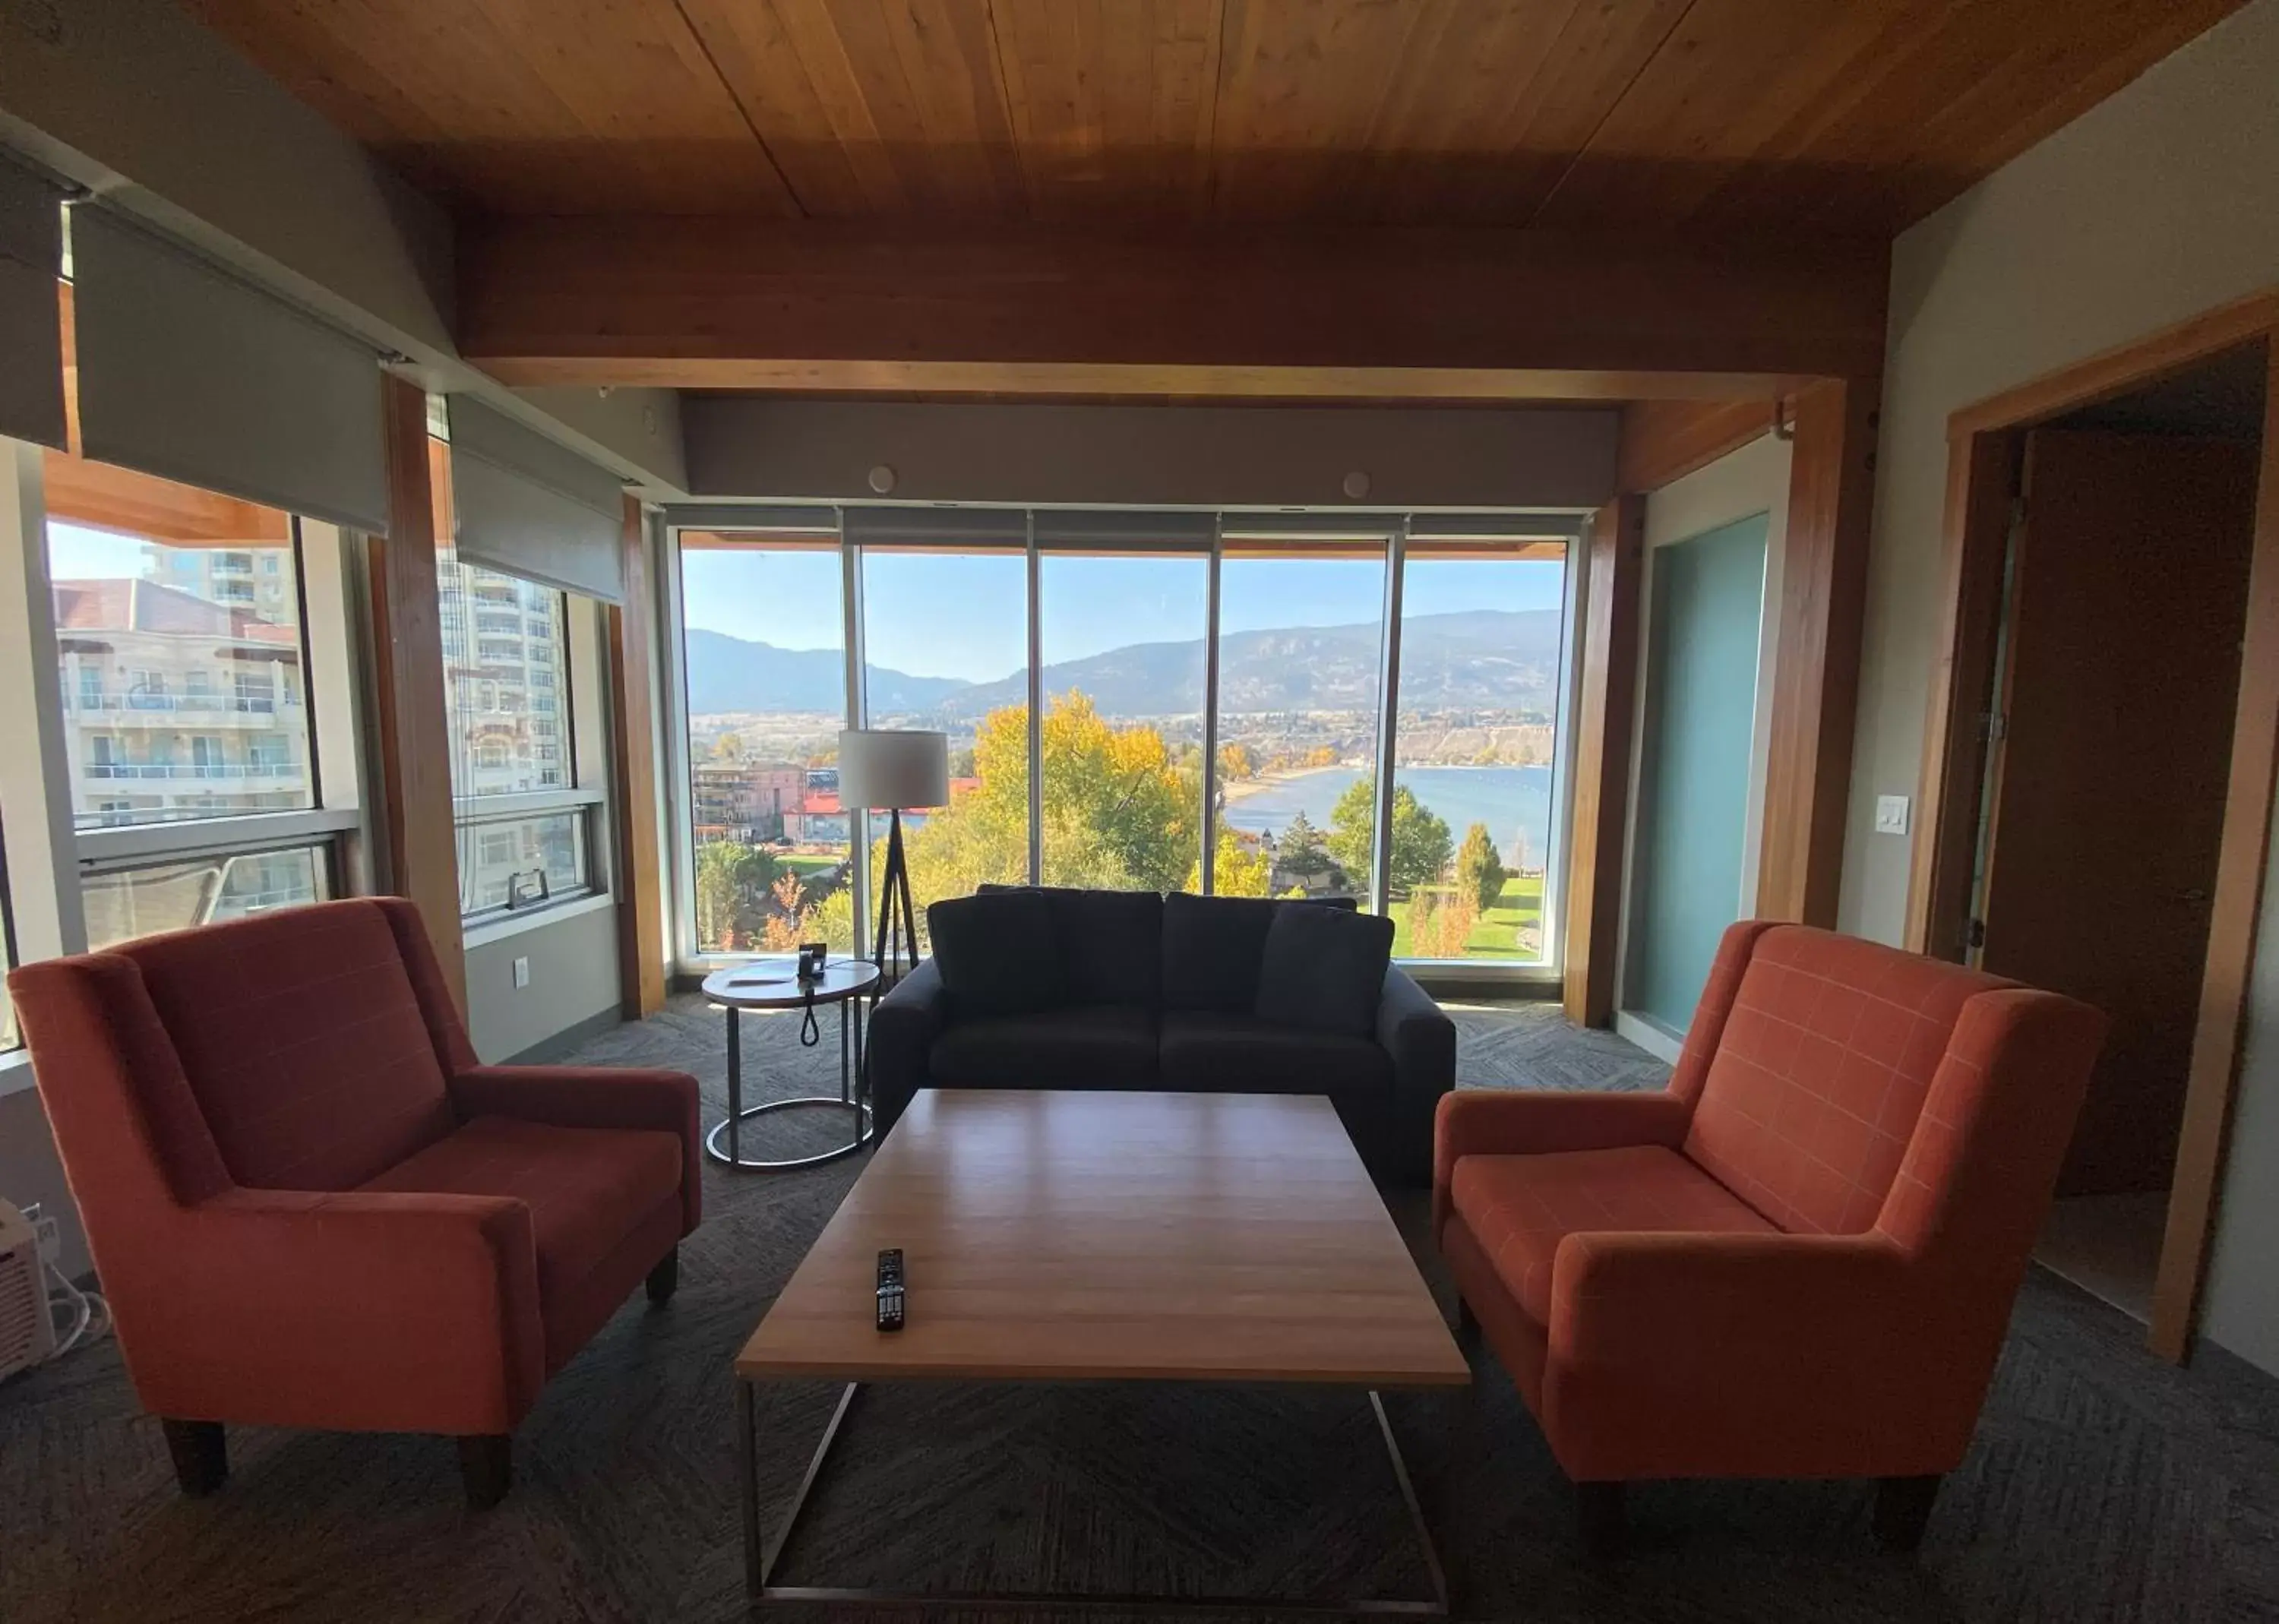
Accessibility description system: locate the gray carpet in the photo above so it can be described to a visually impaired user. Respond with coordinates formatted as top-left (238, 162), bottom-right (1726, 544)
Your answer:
top-left (5, 994), bottom-right (2277, 1623)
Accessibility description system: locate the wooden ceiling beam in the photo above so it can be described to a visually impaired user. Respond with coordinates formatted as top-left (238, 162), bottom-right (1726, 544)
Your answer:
top-left (457, 217), bottom-right (1889, 395)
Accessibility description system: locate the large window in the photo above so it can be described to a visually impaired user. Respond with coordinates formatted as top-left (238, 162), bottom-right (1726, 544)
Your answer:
top-left (81, 845), bottom-right (330, 953)
top-left (680, 536), bottom-right (855, 953)
top-left (46, 519), bottom-right (313, 829)
top-left (431, 437), bottom-right (597, 923)
top-left (1038, 552), bottom-right (1207, 891)
top-left (1387, 544), bottom-right (1569, 963)
top-left (1215, 538), bottom-right (1386, 903)
top-left (861, 545), bottom-right (1029, 945)
top-left (669, 512), bottom-right (1575, 975)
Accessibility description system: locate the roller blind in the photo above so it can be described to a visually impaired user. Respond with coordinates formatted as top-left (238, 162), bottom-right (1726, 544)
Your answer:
top-left (0, 155), bottom-right (65, 450)
top-left (447, 397), bottom-right (625, 603)
top-left (1029, 510), bottom-right (1214, 551)
top-left (72, 208), bottom-right (387, 532)
top-left (842, 507), bottom-right (1025, 549)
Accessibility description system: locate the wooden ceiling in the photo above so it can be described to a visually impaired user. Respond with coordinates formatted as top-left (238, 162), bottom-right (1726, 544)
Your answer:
top-left (187, 0), bottom-right (2241, 233)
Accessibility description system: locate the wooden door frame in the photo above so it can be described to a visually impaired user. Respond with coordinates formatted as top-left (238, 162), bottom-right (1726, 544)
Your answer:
top-left (1904, 289), bottom-right (2279, 1362)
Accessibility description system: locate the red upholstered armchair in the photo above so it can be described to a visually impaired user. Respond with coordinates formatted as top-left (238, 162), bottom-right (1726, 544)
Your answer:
top-left (1435, 921), bottom-right (2105, 1553)
top-left (7, 897), bottom-right (700, 1507)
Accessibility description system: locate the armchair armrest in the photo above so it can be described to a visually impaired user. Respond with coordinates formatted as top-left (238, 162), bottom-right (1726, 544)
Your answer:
top-left (448, 1066), bottom-right (701, 1234)
top-left (1376, 966), bottom-right (1455, 1185)
top-left (1433, 1088), bottom-right (1692, 1239)
top-left (1544, 1231), bottom-right (1971, 1480)
top-left (869, 958), bottom-right (951, 1138)
top-left (149, 1188), bottom-right (545, 1436)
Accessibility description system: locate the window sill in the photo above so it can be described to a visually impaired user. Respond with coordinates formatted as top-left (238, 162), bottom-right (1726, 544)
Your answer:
top-left (461, 889), bottom-right (615, 951)
top-left (0, 1048), bottom-right (35, 1101)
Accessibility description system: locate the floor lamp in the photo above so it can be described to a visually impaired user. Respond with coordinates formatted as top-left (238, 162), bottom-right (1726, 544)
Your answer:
top-left (839, 728), bottom-right (950, 985)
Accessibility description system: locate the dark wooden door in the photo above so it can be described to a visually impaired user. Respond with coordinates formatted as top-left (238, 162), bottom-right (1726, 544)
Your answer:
top-left (1978, 430), bottom-right (2260, 1196)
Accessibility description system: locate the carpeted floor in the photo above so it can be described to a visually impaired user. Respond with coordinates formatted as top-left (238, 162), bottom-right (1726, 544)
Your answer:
top-left (5, 994), bottom-right (2277, 1623)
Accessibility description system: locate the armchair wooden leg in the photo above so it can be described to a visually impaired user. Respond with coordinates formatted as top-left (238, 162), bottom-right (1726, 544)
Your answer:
top-left (1454, 1296), bottom-right (1478, 1338)
top-left (161, 1419), bottom-right (226, 1497)
top-left (646, 1246), bottom-right (679, 1305)
top-left (1874, 1474), bottom-right (1942, 1552)
top-left (1576, 1480), bottom-right (1627, 1559)
top-left (457, 1434), bottom-right (513, 1509)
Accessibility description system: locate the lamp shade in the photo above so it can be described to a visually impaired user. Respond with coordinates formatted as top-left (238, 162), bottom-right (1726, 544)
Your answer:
top-left (837, 729), bottom-right (950, 810)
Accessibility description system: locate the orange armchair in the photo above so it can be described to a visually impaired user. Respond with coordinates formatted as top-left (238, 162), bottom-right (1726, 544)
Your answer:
top-left (8, 898), bottom-right (700, 1506)
top-left (1435, 921), bottom-right (2105, 1553)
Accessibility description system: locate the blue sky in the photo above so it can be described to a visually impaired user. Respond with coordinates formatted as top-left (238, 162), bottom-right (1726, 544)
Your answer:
top-left (683, 546), bottom-right (1563, 684)
top-left (46, 523), bottom-right (153, 578)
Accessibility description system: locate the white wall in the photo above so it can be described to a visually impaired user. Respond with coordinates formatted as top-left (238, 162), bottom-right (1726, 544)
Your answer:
top-left (1841, 0), bottom-right (2279, 1374)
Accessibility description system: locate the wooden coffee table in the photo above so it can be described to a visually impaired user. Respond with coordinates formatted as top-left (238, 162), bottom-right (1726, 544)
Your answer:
top-left (735, 1088), bottom-right (1471, 1616)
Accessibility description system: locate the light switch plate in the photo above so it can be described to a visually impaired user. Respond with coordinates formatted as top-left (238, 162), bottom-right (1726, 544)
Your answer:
top-left (1874, 795), bottom-right (1911, 836)
top-left (512, 956), bottom-right (531, 989)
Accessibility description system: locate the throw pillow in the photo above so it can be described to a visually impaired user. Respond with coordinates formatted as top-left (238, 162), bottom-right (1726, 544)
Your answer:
top-left (926, 891), bottom-right (1064, 1015)
top-left (1253, 902), bottom-right (1393, 1037)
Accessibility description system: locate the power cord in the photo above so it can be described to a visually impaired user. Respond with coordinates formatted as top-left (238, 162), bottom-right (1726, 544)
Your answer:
top-left (46, 1258), bottom-right (110, 1357)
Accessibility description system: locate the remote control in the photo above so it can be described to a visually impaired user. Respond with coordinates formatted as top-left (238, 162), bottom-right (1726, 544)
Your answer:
top-left (876, 1248), bottom-right (905, 1332)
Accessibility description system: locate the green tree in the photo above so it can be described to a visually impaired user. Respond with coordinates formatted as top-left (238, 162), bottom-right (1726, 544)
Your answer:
top-left (1328, 776), bottom-right (1453, 898)
top-left (1456, 822), bottom-right (1506, 914)
top-left (693, 839), bottom-right (778, 951)
top-left (1275, 810), bottom-right (1336, 880)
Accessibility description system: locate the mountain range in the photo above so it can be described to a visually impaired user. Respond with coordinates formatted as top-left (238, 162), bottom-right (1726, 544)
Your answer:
top-left (683, 608), bottom-right (1561, 720)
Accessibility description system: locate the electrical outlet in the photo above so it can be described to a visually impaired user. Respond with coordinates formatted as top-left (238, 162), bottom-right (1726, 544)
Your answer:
top-left (512, 956), bottom-right (531, 989)
top-left (1874, 795), bottom-right (1911, 836)
top-left (32, 1213), bottom-right (61, 1265)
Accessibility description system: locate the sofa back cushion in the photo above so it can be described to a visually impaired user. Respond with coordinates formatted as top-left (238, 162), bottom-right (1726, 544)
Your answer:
top-left (981, 885), bottom-right (1161, 1006)
top-left (1684, 924), bottom-right (2009, 1235)
top-left (928, 891), bottom-right (1065, 1015)
top-left (118, 899), bottom-right (457, 1192)
top-left (1162, 892), bottom-right (1359, 1012)
top-left (1254, 903), bottom-right (1392, 1036)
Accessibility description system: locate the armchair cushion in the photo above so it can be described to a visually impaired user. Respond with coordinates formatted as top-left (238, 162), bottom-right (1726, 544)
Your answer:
top-left (360, 1116), bottom-right (684, 1362)
top-left (1450, 1145), bottom-right (1774, 1323)
top-left (447, 1065), bottom-right (701, 1234)
top-left (119, 900), bottom-right (457, 1191)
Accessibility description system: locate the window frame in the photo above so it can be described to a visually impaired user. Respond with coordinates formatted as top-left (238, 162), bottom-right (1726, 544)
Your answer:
top-left (660, 506), bottom-right (1585, 989)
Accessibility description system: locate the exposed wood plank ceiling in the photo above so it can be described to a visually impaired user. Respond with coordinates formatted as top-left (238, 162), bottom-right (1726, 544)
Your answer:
top-left (186, 0), bottom-right (2242, 234)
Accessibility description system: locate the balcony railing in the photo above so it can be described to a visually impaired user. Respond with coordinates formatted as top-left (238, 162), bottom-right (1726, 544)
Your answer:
top-left (75, 693), bottom-right (299, 715)
top-left (86, 762), bottom-right (302, 782)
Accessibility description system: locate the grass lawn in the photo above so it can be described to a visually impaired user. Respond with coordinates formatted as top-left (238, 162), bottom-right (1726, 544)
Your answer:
top-left (1389, 874), bottom-right (1544, 960)
top-left (780, 855), bottom-right (841, 876)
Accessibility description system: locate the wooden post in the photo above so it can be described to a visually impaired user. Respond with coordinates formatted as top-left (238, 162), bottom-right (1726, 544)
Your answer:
top-left (1756, 377), bottom-right (1879, 926)
top-left (1563, 494), bottom-right (1645, 1027)
top-left (608, 493), bottom-right (667, 1019)
top-left (366, 374), bottom-right (465, 1011)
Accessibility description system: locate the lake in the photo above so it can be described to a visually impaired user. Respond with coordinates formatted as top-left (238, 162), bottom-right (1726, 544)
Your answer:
top-left (1222, 764), bottom-right (1554, 870)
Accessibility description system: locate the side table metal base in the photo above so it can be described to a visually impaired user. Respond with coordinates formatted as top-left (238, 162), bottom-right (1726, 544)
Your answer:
top-left (704, 1098), bottom-right (873, 1172)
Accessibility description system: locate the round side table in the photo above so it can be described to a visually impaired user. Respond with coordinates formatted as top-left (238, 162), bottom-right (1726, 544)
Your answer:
top-left (700, 958), bottom-right (882, 1172)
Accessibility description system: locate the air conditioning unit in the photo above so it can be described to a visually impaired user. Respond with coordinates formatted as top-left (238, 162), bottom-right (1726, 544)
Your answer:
top-left (0, 1199), bottom-right (57, 1381)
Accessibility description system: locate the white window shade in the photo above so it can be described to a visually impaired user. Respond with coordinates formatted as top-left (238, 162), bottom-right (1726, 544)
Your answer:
top-left (446, 397), bottom-right (626, 604)
top-left (71, 208), bottom-right (387, 532)
top-left (0, 155), bottom-right (65, 450)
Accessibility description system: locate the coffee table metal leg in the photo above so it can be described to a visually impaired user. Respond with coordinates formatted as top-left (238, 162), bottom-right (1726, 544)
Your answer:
top-left (706, 1004), bottom-right (873, 1172)
top-left (747, 1382), bottom-right (1445, 1615)
top-left (738, 1380), bottom-right (763, 1597)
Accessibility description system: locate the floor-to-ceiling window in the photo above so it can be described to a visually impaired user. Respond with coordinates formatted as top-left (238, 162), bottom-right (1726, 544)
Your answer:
top-left (1387, 535), bottom-right (1571, 963)
top-left (668, 510), bottom-right (1576, 977)
top-left (855, 515), bottom-right (1030, 944)
top-left (678, 532), bottom-right (855, 954)
top-left (1213, 526), bottom-right (1388, 904)
top-left (1037, 524), bottom-right (1209, 892)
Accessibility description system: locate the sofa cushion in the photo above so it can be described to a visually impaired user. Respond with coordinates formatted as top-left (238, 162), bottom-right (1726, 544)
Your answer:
top-left (1160, 893), bottom-right (1354, 1012)
top-left (1158, 1009), bottom-right (1393, 1096)
top-left (361, 1114), bottom-right (684, 1306)
top-left (1448, 1145), bottom-right (1776, 1325)
top-left (928, 1005), bottom-right (1158, 1088)
top-left (119, 899), bottom-right (457, 1191)
top-left (984, 885), bottom-right (1162, 1006)
top-left (1254, 902), bottom-right (1392, 1036)
top-left (927, 890), bottom-right (1064, 1015)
